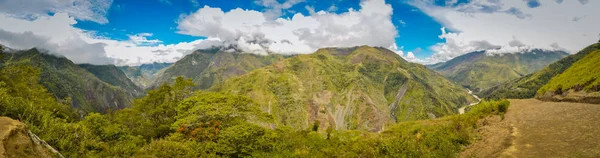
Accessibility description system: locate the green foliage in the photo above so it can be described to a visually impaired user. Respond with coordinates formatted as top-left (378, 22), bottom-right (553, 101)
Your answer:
top-left (0, 61), bottom-right (511, 157)
top-left (152, 49), bottom-right (285, 90)
top-left (429, 50), bottom-right (568, 92)
top-left (216, 46), bottom-right (476, 130)
top-left (538, 50), bottom-right (600, 95)
top-left (79, 64), bottom-right (144, 97)
top-left (0, 49), bottom-right (135, 113)
top-left (482, 43), bottom-right (600, 99)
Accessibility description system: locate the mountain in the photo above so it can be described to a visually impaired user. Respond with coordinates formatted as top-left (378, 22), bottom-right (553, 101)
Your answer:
top-left (213, 46), bottom-right (477, 132)
top-left (78, 64), bottom-right (144, 97)
top-left (152, 48), bottom-right (286, 89)
top-left (0, 48), bottom-right (134, 113)
top-left (482, 43), bottom-right (600, 100)
top-left (428, 50), bottom-right (568, 92)
top-left (536, 43), bottom-right (600, 103)
top-left (118, 62), bottom-right (172, 89)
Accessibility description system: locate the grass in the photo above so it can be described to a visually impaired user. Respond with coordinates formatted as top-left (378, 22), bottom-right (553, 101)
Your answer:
top-left (538, 50), bottom-right (600, 95)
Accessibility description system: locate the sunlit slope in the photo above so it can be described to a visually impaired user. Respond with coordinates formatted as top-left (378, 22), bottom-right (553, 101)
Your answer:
top-left (214, 46), bottom-right (476, 131)
top-left (152, 48), bottom-right (285, 89)
top-left (429, 50), bottom-right (567, 92)
top-left (482, 43), bottom-right (600, 100)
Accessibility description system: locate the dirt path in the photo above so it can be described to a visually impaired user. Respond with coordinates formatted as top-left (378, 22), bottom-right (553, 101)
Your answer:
top-left (461, 99), bottom-right (600, 158)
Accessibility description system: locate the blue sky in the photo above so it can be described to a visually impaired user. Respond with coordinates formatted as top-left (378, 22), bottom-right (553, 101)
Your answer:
top-left (0, 0), bottom-right (597, 65)
top-left (74, 0), bottom-right (446, 60)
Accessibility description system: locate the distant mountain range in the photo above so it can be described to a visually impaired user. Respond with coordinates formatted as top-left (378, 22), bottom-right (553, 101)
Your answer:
top-left (6, 41), bottom-right (598, 124)
top-left (428, 49), bottom-right (568, 92)
top-left (118, 62), bottom-right (172, 89)
top-left (482, 42), bottom-right (600, 103)
top-left (213, 46), bottom-right (476, 131)
top-left (151, 48), bottom-right (286, 90)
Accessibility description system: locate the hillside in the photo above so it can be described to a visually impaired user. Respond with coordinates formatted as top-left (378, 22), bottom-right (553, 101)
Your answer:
top-left (213, 46), bottom-right (477, 131)
top-left (536, 45), bottom-right (600, 103)
top-left (428, 50), bottom-right (567, 92)
top-left (482, 43), bottom-right (600, 100)
top-left (79, 64), bottom-right (144, 97)
top-left (0, 48), bottom-right (133, 113)
top-left (152, 48), bottom-right (285, 89)
top-left (118, 62), bottom-right (172, 89)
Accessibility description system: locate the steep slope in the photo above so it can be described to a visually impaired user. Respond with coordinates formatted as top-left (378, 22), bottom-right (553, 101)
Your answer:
top-left (536, 45), bottom-right (600, 103)
top-left (428, 50), bottom-right (567, 92)
top-left (0, 48), bottom-right (133, 113)
top-left (118, 62), bottom-right (172, 89)
top-left (482, 43), bottom-right (600, 100)
top-left (152, 48), bottom-right (285, 89)
top-left (213, 46), bottom-right (476, 132)
top-left (79, 64), bottom-right (144, 97)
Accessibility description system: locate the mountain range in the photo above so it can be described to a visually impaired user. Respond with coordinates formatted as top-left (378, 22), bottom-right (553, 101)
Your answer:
top-left (428, 49), bottom-right (568, 93)
top-left (482, 43), bottom-right (600, 103)
top-left (118, 62), bottom-right (172, 89)
top-left (0, 48), bottom-right (135, 113)
top-left (213, 46), bottom-right (477, 131)
top-left (151, 48), bottom-right (286, 90)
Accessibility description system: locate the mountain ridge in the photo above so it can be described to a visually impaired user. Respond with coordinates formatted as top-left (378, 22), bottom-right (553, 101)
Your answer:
top-left (0, 47), bottom-right (136, 113)
top-left (428, 49), bottom-right (568, 92)
top-left (213, 46), bottom-right (477, 131)
top-left (482, 42), bottom-right (600, 100)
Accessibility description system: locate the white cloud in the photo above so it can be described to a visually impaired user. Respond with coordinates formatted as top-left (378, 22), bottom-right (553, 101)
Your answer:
top-left (0, 0), bottom-right (113, 24)
top-left (0, 13), bottom-right (217, 65)
top-left (127, 33), bottom-right (163, 46)
top-left (411, 0), bottom-right (600, 64)
top-left (0, 0), bottom-right (400, 65)
top-left (177, 0), bottom-right (398, 55)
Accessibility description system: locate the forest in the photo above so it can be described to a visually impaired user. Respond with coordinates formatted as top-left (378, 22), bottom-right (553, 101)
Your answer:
top-left (0, 62), bottom-right (509, 157)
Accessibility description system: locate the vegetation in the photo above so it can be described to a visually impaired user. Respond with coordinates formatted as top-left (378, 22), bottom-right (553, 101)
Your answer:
top-left (118, 62), bottom-right (172, 89)
top-left (151, 48), bottom-right (285, 90)
top-left (0, 59), bottom-right (510, 157)
top-left (538, 49), bottom-right (600, 94)
top-left (0, 48), bottom-right (135, 113)
top-left (482, 43), bottom-right (600, 99)
top-left (214, 46), bottom-right (476, 131)
top-left (79, 64), bottom-right (144, 97)
top-left (428, 49), bottom-right (567, 92)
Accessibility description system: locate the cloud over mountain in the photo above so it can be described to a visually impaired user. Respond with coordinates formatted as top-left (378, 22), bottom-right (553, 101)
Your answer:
top-left (411, 0), bottom-right (600, 63)
top-left (176, 0), bottom-right (398, 55)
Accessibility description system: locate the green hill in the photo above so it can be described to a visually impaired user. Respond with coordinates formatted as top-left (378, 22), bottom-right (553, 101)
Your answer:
top-left (0, 48), bottom-right (134, 113)
top-left (79, 64), bottom-right (144, 97)
top-left (428, 50), bottom-right (567, 92)
top-left (536, 43), bottom-right (600, 103)
top-left (152, 48), bottom-right (285, 89)
top-left (213, 46), bottom-right (476, 131)
top-left (481, 43), bottom-right (600, 100)
top-left (118, 62), bottom-right (172, 89)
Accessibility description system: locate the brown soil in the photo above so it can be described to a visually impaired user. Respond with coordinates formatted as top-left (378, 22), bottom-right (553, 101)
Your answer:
top-left (461, 99), bottom-right (600, 158)
top-left (0, 117), bottom-right (51, 158)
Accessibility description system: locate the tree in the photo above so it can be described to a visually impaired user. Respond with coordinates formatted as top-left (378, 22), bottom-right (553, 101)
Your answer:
top-left (172, 92), bottom-right (271, 141)
top-left (113, 76), bottom-right (195, 139)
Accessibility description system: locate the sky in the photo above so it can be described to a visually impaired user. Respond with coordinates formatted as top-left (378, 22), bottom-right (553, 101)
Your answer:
top-left (0, 0), bottom-right (598, 65)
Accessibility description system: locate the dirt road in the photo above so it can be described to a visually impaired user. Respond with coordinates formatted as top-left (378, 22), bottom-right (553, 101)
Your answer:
top-left (461, 99), bottom-right (600, 157)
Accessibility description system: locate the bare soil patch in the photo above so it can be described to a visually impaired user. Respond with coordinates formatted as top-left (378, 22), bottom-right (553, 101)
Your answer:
top-left (461, 99), bottom-right (600, 158)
